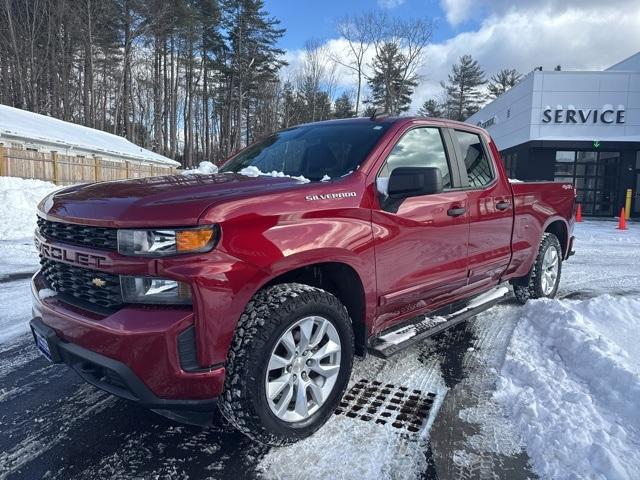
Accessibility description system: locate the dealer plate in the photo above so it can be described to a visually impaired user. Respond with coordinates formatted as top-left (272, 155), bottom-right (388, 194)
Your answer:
top-left (33, 328), bottom-right (53, 362)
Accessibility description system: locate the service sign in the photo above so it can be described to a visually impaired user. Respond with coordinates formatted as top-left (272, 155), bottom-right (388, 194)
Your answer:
top-left (542, 105), bottom-right (626, 124)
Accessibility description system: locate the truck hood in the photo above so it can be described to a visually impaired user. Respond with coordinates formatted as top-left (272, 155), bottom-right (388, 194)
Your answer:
top-left (38, 173), bottom-right (307, 227)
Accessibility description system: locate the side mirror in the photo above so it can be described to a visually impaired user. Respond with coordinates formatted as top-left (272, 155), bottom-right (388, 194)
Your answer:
top-left (387, 166), bottom-right (443, 199)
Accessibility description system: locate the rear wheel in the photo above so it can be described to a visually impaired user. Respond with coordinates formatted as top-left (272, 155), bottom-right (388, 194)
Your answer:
top-left (513, 233), bottom-right (562, 303)
top-left (219, 283), bottom-right (354, 445)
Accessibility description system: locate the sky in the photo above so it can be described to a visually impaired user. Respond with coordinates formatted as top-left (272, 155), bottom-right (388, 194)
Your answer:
top-left (264, 0), bottom-right (640, 111)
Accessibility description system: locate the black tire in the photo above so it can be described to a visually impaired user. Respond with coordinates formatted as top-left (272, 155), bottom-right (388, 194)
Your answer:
top-left (512, 233), bottom-right (563, 304)
top-left (218, 282), bottom-right (354, 446)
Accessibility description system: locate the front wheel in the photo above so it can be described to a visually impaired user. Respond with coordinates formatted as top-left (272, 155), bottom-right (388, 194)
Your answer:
top-left (219, 283), bottom-right (354, 446)
top-left (512, 233), bottom-right (562, 304)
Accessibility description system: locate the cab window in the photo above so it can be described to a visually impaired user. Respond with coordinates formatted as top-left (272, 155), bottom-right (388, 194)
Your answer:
top-left (453, 130), bottom-right (494, 188)
top-left (378, 127), bottom-right (452, 189)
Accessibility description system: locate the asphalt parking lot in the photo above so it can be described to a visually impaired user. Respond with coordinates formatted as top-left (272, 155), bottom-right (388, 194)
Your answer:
top-left (0, 307), bottom-right (536, 480)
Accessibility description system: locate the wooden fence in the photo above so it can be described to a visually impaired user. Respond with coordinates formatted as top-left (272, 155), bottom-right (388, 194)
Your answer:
top-left (0, 145), bottom-right (178, 185)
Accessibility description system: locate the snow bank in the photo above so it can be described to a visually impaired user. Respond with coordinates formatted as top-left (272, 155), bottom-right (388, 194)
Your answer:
top-left (0, 177), bottom-right (59, 241)
top-left (495, 295), bottom-right (640, 480)
top-left (181, 161), bottom-right (218, 175)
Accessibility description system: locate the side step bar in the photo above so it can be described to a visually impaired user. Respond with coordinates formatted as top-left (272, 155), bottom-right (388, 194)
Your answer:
top-left (368, 286), bottom-right (512, 359)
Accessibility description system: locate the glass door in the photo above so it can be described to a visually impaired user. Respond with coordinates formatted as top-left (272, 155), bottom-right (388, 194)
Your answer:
top-left (554, 150), bottom-right (620, 216)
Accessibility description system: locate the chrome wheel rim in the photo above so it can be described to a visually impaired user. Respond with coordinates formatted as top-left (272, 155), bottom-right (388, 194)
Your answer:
top-left (541, 246), bottom-right (559, 295)
top-left (265, 315), bottom-right (341, 422)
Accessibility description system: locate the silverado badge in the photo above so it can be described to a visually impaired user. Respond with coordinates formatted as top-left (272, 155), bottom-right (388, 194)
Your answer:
top-left (91, 278), bottom-right (107, 288)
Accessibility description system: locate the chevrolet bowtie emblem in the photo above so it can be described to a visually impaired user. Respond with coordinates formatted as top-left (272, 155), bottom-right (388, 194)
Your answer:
top-left (91, 277), bottom-right (107, 288)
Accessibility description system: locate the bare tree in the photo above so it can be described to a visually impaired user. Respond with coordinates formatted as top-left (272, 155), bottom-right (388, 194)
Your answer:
top-left (333, 14), bottom-right (372, 115)
top-left (365, 12), bottom-right (433, 114)
top-left (296, 39), bottom-right (338, 122)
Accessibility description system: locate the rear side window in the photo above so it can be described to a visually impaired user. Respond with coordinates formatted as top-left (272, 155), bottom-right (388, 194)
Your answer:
top-left (453, 130), bottom-right (494, 188)
top-left (379, 127), bottom-right (452, 188)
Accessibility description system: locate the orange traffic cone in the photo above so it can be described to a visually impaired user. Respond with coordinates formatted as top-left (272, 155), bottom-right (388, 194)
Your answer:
top-left (576, 203), bottom-right (582, 222)
top-left (617, 208), bottom-right (627, 230)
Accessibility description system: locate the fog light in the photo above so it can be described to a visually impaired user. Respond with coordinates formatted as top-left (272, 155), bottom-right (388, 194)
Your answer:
top-left (120, 276), bottom-right (192, 305)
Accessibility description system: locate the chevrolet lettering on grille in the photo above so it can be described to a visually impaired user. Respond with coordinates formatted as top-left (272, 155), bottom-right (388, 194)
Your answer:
top-left (35, 237), bottom-right (109, 268)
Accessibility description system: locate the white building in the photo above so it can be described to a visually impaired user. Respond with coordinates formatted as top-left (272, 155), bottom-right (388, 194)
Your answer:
top-left (467, 52), bottom-right (640, 217)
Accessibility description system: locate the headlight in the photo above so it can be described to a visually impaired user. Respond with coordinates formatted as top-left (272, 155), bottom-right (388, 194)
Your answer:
top-left (120, 276), bottom-right (192, 305)
top-left (117, 226), bottom-right (218, 256)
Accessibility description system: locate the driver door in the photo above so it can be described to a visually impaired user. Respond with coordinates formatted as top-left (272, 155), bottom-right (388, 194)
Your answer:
top-left (371, 126), bottom-right (470, 332)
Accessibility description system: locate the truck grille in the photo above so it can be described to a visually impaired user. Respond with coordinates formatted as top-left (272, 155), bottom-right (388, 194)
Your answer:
top-left (37, 217), bottom-right (118, 251)
top-left (40, 258), bottom-right (123, 311)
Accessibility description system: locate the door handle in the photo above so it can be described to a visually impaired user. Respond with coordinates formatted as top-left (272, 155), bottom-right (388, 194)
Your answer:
top-left (447, 206), bottom-right (466, 217)
top-left (496, 201), bottom-right (511, 211)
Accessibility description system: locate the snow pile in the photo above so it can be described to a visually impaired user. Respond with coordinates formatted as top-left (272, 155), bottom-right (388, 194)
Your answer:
top-left (0, 177), bottom-right (59, 240)
top-left (181, 161), bottom-right (218, 175)
top-left (494, 295), bottom-right (640, 479)
top-left (238, 166), bottom-right (310, 183)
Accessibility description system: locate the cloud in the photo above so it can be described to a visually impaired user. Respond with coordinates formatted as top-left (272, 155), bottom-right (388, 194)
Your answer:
top-left (440, 0), bottom-right (474, 25)
top-left (378, 0), bottom-right (405, 9)
top-left (440, 0), bottom-right (640, 26)
top-left (284, 2), bottom-right (640, 112)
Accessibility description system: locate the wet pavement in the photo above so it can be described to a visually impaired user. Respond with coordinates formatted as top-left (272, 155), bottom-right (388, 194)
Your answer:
top-left (0, 313), bottom-right (537, 480)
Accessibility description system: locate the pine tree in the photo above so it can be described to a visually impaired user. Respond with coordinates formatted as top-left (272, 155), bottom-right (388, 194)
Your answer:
top-left (367, 42), bottom-right (417, 115)
top-left (487, 68), bottom-right (522, 99)
top-left (333, 92), bottom-right (355, 118)
top-left (441, 54), bottom-right (486, 121)
top-left (417, 99), bottom-right (442, 118)
top-left (221, 0), bottom-right (285, 153)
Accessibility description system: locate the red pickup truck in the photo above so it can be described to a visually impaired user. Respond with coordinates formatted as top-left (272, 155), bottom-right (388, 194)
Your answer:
top-left (30, 116), bottom-right (575, 445)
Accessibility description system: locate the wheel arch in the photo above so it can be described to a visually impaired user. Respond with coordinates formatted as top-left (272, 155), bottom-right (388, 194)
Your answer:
top-left (263, 261), bottom-right (368, 356)
top-left (543, 217), bottom-right (569, 258)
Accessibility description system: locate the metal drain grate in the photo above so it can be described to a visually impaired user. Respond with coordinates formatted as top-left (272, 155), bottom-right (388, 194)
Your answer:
top-left (334, 378), bottom-right (436, 433)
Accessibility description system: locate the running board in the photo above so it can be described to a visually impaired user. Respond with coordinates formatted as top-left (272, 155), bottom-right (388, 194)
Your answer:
top-left (368, 286), bottom-right (511, 359)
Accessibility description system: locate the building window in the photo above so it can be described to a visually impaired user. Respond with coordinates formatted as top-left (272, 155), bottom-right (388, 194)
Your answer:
top-left (554, 150), bottom-right (620, 216)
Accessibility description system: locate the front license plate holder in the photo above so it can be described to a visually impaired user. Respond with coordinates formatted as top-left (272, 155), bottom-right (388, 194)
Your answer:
top-left (30, 318), bottom-right (62, 363)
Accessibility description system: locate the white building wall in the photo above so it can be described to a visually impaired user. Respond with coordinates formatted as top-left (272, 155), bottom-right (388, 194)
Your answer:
top-left (467, 56), bottom-right (640, 150)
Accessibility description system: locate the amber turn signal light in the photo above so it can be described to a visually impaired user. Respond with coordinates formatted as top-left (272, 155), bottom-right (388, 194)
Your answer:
top-left (176, 228), bottom-right (215, 253)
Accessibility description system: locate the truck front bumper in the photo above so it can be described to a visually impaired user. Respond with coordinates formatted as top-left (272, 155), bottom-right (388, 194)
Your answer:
top-left (31, 272), bottom-right (225, 424)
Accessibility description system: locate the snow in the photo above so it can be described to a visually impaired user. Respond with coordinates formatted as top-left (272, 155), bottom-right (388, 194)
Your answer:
top-left (181, 161), bottom-right (218, 175)
top-left (0, 105), bottom-right (178, 166)
top-left (238, 166), bottom-right (310, 183)
top-left (493, 295), bottom-right (640, 480)
top-left (0, 176), bottom-right (59, 241)
top-left (38, 288), bottom-right (57, 300)
top-left (258, 346), bottom-right (447, 480)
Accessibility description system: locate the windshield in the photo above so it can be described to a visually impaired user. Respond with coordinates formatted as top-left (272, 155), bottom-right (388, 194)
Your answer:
top-left (220, 122), bottom-right (391, 181)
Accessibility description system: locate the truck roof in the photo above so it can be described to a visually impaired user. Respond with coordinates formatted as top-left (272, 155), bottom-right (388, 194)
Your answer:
top-left (294, 115), bottom-right (480, 132)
